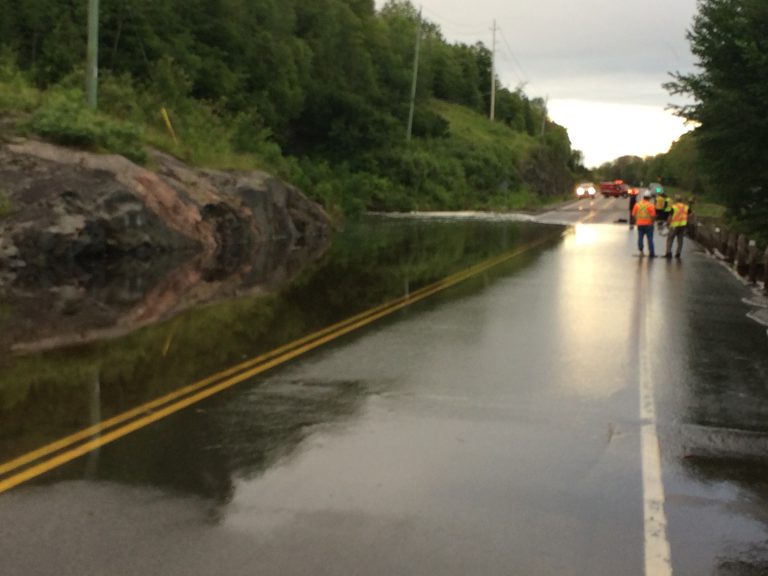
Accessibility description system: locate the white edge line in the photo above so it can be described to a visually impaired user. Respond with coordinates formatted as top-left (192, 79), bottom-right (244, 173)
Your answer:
top-left (640, 319), bottom-right (673, 575)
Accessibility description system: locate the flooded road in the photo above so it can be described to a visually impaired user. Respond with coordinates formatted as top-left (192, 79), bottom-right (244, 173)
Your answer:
top-left (1, 206), bottom-right (767, 575)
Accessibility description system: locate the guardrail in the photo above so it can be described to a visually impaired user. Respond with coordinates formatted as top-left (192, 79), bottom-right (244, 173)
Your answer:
top-left (689, 215), bottom-right (768, 296)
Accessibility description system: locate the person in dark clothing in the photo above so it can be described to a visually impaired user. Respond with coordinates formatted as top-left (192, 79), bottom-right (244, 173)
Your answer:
top-left (628, 189), bottom-right (638, 228)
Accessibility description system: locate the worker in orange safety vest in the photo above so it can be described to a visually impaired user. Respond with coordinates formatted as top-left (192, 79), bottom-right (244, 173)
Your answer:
top-left (631, 191), bottom-right (657, 257)
top-left (664, 197), bottom-right (689, 258)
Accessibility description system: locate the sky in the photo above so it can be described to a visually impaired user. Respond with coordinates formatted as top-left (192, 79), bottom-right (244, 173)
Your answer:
top-left (375, 0), bottom-right (700, 167)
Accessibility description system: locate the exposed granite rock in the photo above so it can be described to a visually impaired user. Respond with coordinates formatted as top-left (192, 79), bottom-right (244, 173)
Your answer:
top-left (0, 140), bottom-right (335, 353)
top-left (0, 140), bottom-right (332, 282)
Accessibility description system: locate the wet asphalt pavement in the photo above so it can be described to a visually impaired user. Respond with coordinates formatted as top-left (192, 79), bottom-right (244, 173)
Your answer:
top-left (1, 198), bottom-right (767, 575)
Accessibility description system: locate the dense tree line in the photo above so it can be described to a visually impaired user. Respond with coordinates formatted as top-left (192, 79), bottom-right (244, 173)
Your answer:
top-left (0, 0), bottom-right (549, 144)
top-left (0, 0), bottom-right (576, 213)
top-left (664, 0), bottom-right (767, 237)
top-left (594, 135), bottom-right (704, 194)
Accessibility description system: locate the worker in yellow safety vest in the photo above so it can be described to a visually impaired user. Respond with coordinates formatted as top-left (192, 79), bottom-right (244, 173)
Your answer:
top-left (655, 193), bottom-right (670, 229)
top-left (664, 197), bottom-right (689, 259)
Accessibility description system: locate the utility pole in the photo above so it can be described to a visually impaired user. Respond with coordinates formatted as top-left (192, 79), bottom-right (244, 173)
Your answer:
top-left (86, 0), bottom-right (99, 109)
top-left (406, 7), bottom-right (423, 143)
top-left (490, 19), bottom-right (497, 121)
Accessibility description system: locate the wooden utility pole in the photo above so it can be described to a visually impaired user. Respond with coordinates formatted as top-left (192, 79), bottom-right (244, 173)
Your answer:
top-left (490, 20), bottom-right (497, 121)
top-left (86, 0), bottom-right (99, 109)
top-left (406, 7), bottom-right (423, 143)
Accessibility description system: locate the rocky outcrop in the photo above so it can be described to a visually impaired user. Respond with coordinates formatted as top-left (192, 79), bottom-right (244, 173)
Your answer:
top-left (0, 140), bottom-right (334, 353)
top-left (0, 140), bottom-right (332, 281)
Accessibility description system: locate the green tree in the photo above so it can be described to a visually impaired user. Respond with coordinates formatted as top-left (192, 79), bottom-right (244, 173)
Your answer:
top-left (663, 132), bottom-right (709, 194)
top-left (0, 0), bottom-right (15, 42)
top-left (666, 0), bottom-right (768, 233)
top-left (494, 87), bottom-right (526, 132)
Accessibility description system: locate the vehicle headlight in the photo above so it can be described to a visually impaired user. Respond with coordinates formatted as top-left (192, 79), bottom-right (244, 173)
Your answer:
top-left (576, 187), bottom-right (585, 195)
top-left (588, 187), bottom-right (596, 195)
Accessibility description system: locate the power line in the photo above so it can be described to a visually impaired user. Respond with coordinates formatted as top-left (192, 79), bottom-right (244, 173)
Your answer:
top-left (498, 28), bottom-right (529, 85)
top-left (409, 8), bottom-right (533, 96)
top-left (420, 6), bottom-right (488, 33)
top-left (434, 29), bottom-right (490, 42)
top-left (424, 12), bottom-right (530, 87)
top-left (496, 52), bottom-right (526, 85)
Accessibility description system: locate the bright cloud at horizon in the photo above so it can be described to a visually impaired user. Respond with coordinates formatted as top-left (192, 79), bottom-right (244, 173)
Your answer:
top-left (547, 100), bottom-right (694, 168)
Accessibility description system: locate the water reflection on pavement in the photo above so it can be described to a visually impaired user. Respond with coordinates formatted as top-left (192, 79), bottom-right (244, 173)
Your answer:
top-left (0, 217), bottom-right (767, 576)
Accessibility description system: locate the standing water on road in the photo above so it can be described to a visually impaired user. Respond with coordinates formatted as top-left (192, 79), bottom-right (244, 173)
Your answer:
top-left (0, 216), bottom-right (563, 467)
top-left (2, 217), bottom-right (767, 576)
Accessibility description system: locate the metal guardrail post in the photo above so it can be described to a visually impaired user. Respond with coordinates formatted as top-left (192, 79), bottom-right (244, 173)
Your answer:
top-left (687, 213), bottom-right (697, 239)
top-left (764, 247), bottom-right (768, 296)
top-left (726, 232), bottom-right (737, 264)
top-left (703, 224), bottom-right (714, 253)
top-left (715, 227), bottom-right (725, 256)
top-left (747, 240), bottom-right (758, 284)
top-left (736, 234), bottom-right (748, 275)
top-left (696, 223), bottom-right (706, 250)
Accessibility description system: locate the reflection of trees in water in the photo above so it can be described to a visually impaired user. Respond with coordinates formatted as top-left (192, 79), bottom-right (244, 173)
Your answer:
top-left (46, 379), bottom-right (365, 507)
top-left (284, 219), bottom-right (557, 324)
top-left (0, 220), bottom-right (560, 495)
top-left (211, 379), bottom-right (365, 480)
top-left (0, 235), bottom-right (330, 459)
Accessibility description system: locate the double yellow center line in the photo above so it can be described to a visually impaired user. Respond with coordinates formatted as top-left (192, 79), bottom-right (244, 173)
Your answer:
top-left (0, 233), bottom-right (559, 495)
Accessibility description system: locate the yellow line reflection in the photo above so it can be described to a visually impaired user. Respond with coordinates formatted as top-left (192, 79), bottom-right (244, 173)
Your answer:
top-left (0, 232), bottom-right (562, 494)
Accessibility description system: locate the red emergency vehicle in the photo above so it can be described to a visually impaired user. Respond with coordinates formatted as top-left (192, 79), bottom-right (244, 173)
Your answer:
top-left (599, 180), bottom-right (629, 198)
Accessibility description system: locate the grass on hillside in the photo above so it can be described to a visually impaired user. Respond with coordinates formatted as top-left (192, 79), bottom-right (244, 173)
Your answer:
top-left (663, 186), bottom-right (727, 219)
top-left (431, 100), bottom-right (535, 152)
top-left (427, 100), bottom-right (568, 210)
top-left (692, 202), bottom-right (726, 219)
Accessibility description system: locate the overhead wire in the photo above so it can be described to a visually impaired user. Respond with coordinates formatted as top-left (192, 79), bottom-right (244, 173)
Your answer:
top-left (498, 27), bottom-right (529, 85)
top-left (414, 6), bottom-right (533, 92)
top-left (497, 52), bottom-right (526, 85)
top-left (420, 5), bottom-right (488, 34)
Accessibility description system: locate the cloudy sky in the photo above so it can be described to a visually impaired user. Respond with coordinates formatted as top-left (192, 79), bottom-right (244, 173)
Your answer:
top-left (376, 0), bottom-right (700, 167)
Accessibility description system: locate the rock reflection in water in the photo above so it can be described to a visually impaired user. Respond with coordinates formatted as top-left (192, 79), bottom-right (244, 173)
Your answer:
top-left (1, 234), bottom-right (330, 354)
top-left (0, 233), bottom-right (330, 464)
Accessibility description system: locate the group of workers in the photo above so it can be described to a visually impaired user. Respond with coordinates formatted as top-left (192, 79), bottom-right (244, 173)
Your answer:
top-left (630, 191), bottom-right (690, 258)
